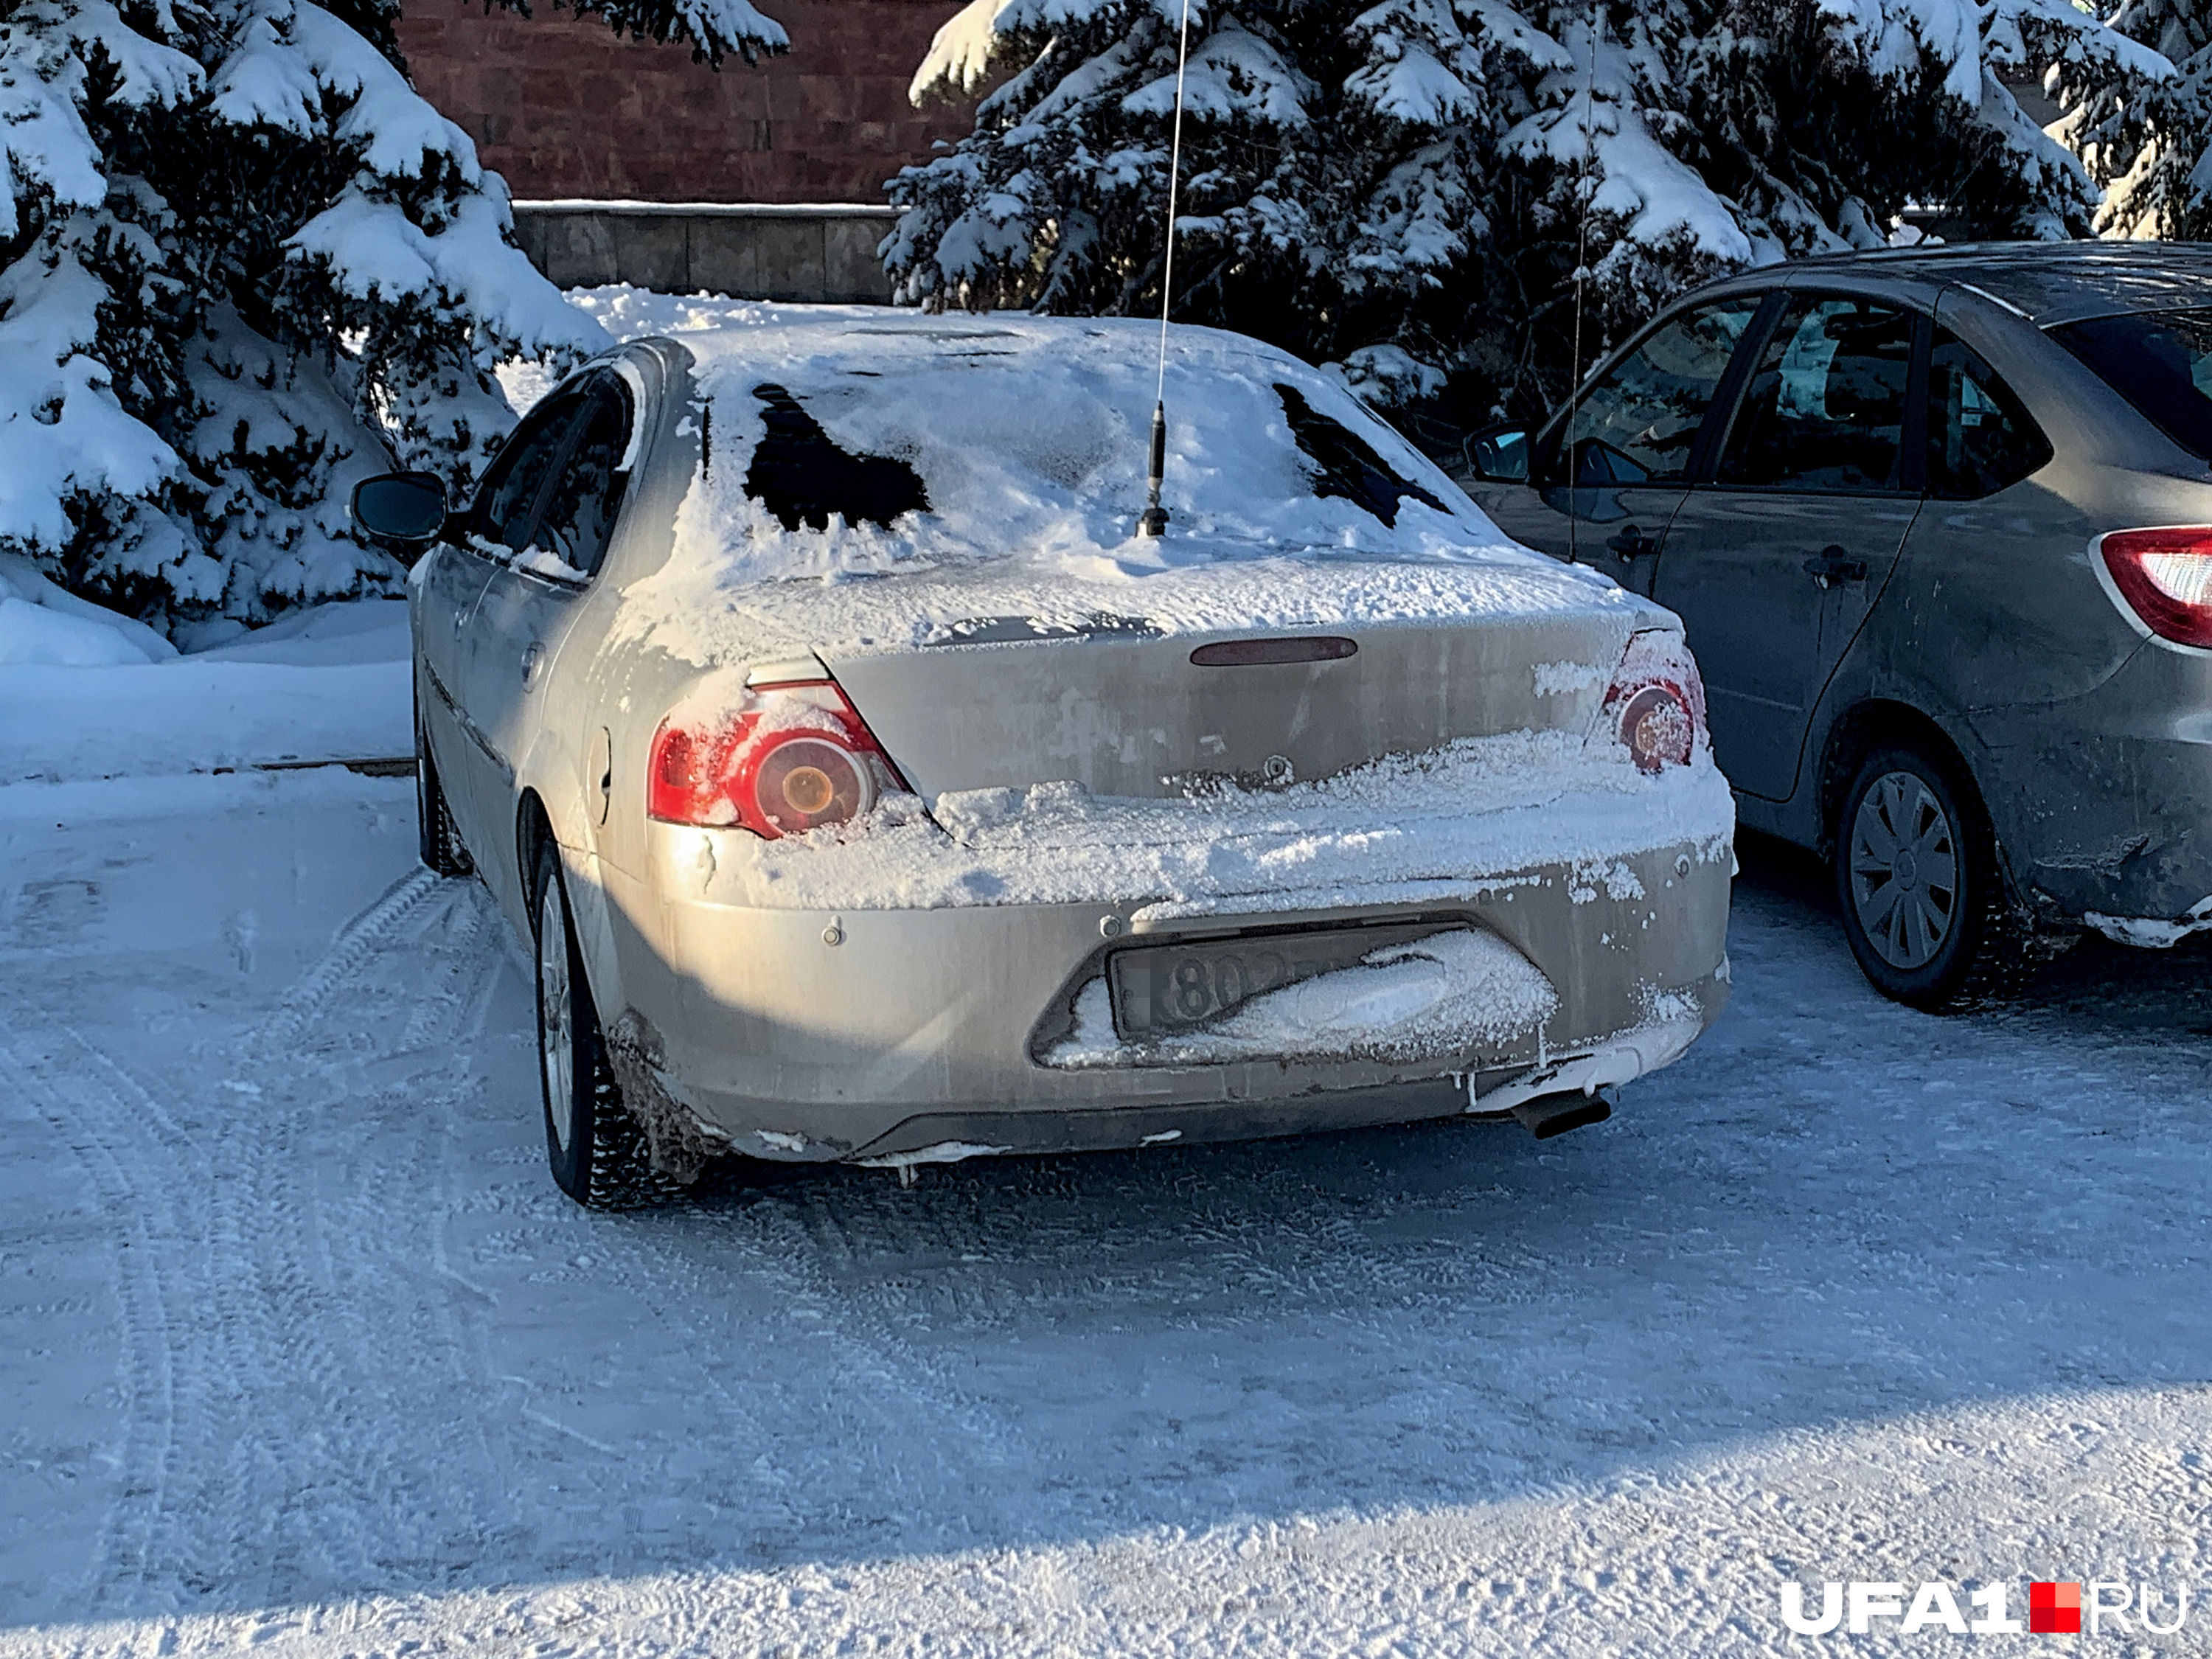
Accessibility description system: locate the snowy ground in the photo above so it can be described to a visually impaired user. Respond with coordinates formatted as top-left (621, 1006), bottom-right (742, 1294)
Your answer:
top-left (1, 598), bottom-right (411, 783)
top-left (4, 653), bottom-right (2211, 1655)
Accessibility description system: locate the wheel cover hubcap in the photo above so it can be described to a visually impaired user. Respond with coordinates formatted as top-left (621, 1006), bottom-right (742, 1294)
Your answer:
top-left (538, 883), bottom-right (576, 1152)
top-left (1848, 771), bottom-right (1960, 972)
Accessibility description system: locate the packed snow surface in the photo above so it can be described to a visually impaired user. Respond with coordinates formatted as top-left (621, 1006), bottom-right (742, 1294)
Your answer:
top-left (5, 758), bottom-right (2211, 1656)
top-left (549, 290), bottom-right (1645, 667)
top-left (1044, 927), bottom-right (1559, 1069)
top-left (694, 730), bottom-right (1733, 915)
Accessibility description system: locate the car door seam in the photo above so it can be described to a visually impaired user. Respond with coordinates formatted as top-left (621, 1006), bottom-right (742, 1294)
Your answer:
top-left (422, 657), bottom-right (515, 787)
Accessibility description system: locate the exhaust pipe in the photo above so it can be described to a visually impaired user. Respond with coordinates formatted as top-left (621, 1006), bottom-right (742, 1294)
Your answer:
top-left (1509, 1091), bottom-right (1613, 1140)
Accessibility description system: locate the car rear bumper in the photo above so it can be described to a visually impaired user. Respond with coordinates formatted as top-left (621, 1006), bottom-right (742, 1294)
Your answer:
top-left (1979, 640), bottom-right (2212, 930)
top-left (586, 832), bottom-right (1733, 1166)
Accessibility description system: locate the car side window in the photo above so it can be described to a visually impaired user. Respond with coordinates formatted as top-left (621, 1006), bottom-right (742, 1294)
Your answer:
top-left (1927, 330), bottom-right (2051, 499)
top-left (532, 376), bottom-right (636, 578)
top-left (1717, 296), bottom-right (1916, 492)
top-left (1540, 298), bottom-right (1764, 487)
top-left (2050, 307), bottom-right (2212, 461)
top-left (470, 390), bottom-right (588, 554)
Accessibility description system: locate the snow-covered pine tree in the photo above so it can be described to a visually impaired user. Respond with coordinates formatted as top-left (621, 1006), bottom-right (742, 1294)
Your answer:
top-left (887, 0), bottom-right (2174, 422)
top-left (883, 0), bottom-right (1491, 406)
top-left (2059, 0), bottom-right (2211, 240)
top-left (0, 0), bottom-right (786, 633)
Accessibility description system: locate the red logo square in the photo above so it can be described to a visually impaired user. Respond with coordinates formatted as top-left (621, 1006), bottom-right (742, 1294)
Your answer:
top-left (2030, 1581), bottom-right (2082, 1635)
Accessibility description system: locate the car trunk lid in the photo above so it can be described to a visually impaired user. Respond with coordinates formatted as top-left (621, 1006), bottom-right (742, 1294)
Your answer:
top-left (822, 587), bottom-right (1638, 803)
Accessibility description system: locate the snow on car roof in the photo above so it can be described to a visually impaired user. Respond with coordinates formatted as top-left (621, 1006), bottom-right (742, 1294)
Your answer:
top-left (580, 296), bottom-right (1646, 664)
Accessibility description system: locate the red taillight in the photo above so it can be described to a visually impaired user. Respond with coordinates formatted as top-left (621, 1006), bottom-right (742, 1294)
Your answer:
top-left (647, 680), bottom-right (907, 836)
top-left (1601, 630), bottom-right (1708, 774)
top-left (2098, 526), bottom-right (2212, 649)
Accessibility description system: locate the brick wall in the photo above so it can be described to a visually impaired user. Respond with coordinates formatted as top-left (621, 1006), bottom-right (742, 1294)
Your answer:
top-left (393, 0), bottom-right (979, 204)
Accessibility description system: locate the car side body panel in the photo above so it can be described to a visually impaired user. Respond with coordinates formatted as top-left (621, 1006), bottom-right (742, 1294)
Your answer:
top-left (515, 341), bottom-right (701, 1023)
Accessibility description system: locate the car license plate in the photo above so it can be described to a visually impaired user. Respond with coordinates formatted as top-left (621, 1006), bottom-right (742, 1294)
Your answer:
top-left (1109, 923), bottom-right (1447, 1039)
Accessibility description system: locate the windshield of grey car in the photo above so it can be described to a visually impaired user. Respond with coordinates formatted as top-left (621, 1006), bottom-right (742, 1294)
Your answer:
top-left (2050, 308), bottom-right (2212, 461)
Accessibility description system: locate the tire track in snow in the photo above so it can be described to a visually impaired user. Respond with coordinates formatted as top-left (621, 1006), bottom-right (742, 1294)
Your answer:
top-left (232, 875), bottom-right (510, 1594)
top-left (120, 872), bottom-right (512, 1606)
top-left (2, 1030), bottom-right (205, 1614)
top-left (310, 883), bottom-right (518, 1576)
top-left (254, 868), bottom-right (441, 1054)
top-left (529, 1173), bottom-right (1040, 1554)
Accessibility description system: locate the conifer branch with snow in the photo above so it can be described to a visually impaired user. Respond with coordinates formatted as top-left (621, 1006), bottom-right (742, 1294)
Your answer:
top-left (2058, 0), bottom-right (2210, 240)
top-left (0, 0), bottom-right (784, 634)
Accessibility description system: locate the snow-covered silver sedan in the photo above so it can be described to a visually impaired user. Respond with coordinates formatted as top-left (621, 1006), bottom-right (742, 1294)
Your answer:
top-left (352, 313), bottom-right (1733, 1206)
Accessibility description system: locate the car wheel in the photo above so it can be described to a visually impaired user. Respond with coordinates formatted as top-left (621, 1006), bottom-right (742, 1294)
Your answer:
top-left (417, 724), bottom-right (473, 877)
top-left (1834, 743), bottom-right (2031, 1013)
top-left (532, 838), bottom-right (662, 1208)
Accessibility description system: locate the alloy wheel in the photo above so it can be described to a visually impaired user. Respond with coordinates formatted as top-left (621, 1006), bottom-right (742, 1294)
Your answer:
top-left (538, 880), bottom-right (576, 1153)
top-left (1846, 770), bottom-right (1960, 972)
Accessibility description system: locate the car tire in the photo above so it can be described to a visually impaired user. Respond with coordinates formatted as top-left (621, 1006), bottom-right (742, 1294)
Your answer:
top-left (532, 837), bottom-right (664, 1208)
top-left (1834, 742), bottom-right (2032, 1013)
top-left (417, 724), bottom-right (473, 878)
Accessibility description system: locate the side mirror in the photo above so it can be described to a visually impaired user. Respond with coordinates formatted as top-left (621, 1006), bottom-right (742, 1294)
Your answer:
top-left (1464, 423), bottom-right (1531, 484)
top-left (351, 472), bottom-right (449, 545)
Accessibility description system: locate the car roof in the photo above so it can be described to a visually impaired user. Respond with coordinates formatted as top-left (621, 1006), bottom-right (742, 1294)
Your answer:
top-left (1722, 242), bottom-right (2212, 327)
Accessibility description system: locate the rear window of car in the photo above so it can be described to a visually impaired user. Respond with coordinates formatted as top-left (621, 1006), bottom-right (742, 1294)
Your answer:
top-left (2049, 308), bottom-right (2212, 461)
top-left (1274, 384), bottom-right (1446, 528)
top-left (708, 362), bottom-right (1482, 560)
top-left (744, 383), bottom-right (930, 532)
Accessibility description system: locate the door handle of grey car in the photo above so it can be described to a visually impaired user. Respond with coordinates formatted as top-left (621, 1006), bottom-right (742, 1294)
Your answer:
top-left (1803, 546), bottom-right (1868, 589)
top-left (1604, 526), bottom-right (1658, 562)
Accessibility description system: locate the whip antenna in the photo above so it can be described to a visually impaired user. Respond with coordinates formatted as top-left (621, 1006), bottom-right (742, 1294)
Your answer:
top-left (1138, 0), bottom-right (1195, 538)
top-left (1565, 0), bottom-right (1600, 568)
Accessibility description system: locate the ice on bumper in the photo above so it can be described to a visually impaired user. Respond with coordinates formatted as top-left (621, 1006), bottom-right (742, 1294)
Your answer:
top-left (1469, 991), bottom-right (1708, 1115)
top-left (1043, 928), bottom-right (1558, 1068)
top-left (2084, 894), bottom-right (2212, 948)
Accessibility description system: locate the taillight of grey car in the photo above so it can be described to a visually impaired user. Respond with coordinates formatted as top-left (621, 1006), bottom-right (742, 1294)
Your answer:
top-left (2096, 528), bottom-right (2212, 648)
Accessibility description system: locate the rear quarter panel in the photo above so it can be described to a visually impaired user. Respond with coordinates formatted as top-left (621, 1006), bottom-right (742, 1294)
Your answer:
top-left (521, 343), bottom-right (703, 1023)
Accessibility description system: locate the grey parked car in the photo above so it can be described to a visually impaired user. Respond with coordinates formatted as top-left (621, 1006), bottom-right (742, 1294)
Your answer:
top-left (352, 312), bottom-right (1733, 1206)
top-left (1462, 243), bottom-right (2212, 1011)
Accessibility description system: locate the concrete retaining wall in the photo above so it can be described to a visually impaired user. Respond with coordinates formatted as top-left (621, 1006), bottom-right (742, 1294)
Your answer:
top-left (510, 201), bottom-right (900, 303)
